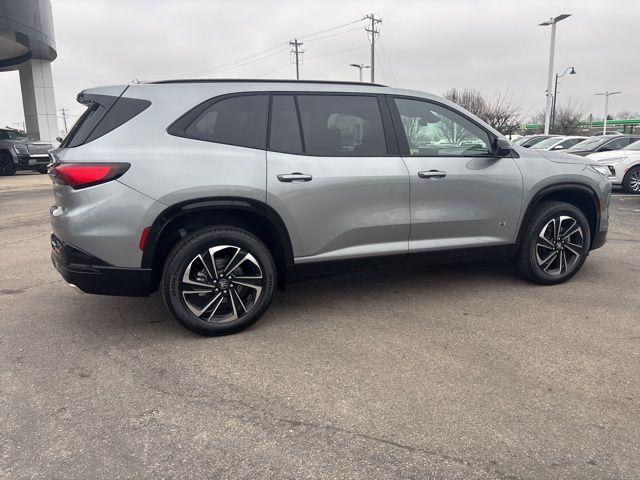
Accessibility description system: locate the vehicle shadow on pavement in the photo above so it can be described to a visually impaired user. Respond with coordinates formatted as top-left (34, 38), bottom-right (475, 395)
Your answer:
top-left (62, 260), bottom-right (525, 338)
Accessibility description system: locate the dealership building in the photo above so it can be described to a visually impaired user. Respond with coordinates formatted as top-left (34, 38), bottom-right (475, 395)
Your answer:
top-left (0, 0), bottom-right (57, 142)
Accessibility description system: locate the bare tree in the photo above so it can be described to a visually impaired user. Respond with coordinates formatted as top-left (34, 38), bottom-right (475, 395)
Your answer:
top-left (552, 99), bottom-right (587, 135)
top-left (616, 110), bottom-right (640, 120)
top-left (482, 91), bottom-right (523, 136)
top-left (443, 88), bottom-right (523, 136)
top-left (443, 88), bottom-right (486, 118)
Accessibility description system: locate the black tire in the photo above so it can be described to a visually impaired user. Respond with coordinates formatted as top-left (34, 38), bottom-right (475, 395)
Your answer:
top-left (621, 166), bottom-right (640, 194)
top-left (516, 201), bottom-right (591, 285)
top-left (0, 152), bottom-right (17, 176)
top-left (36, 165), bottom-right (48, 174)
top-left (162, 226), bottom-right (276, 336)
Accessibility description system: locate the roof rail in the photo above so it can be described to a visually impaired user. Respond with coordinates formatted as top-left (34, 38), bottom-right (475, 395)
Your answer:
top-left (148, 78), bottom-right (387, 87)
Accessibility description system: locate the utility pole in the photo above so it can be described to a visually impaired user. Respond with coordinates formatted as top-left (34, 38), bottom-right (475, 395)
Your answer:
top-left (58, 107), bottom-right (69, 134)
top-left (289, 39), bottom-right (304, 80)
top-left (539, 14), bottom-right (571, 134)
top-left (595, 91), bottom-right (621, 134)
top-left (364, 13), bottom-right (382, 83)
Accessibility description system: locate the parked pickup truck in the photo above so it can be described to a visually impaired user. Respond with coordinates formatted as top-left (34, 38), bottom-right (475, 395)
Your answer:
top-left (0, 128), bottom-right (53, 175)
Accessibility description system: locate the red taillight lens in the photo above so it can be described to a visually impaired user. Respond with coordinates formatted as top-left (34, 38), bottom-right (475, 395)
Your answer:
top-left (139, 226), bottom-right (151, 251)
top-left (51, 163), bottom-right (130, 189)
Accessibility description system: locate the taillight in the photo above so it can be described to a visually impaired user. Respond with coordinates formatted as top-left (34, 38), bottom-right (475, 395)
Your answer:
top-left (50, 163), bottom-right (130, 189)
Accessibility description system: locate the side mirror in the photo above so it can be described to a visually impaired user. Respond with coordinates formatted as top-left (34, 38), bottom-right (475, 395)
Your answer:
top-left (494, 138), bottom-right (512, 157)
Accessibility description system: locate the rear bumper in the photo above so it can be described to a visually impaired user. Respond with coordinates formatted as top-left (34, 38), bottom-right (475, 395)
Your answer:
top-left (51, 234), bottom-right (151, 297)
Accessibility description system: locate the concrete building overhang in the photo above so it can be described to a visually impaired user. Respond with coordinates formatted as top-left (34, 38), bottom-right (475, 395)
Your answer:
top-left (0, 0), bottom-right (56, 71)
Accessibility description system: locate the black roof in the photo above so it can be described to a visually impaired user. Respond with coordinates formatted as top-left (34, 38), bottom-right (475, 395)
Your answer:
top-left (149, 78), bottom-right (386, 87)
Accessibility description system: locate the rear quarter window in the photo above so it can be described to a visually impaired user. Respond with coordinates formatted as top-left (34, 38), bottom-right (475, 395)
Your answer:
top-left (61, 93), bottom-right (150, 148)
top-left (170, 94), bottom-right (269, 150)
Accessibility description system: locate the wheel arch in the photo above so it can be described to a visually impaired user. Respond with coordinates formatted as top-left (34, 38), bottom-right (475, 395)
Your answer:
top-left (142, 197), bottom-right (295, 292)
top-left (516, 183), bottom-right (601, 249)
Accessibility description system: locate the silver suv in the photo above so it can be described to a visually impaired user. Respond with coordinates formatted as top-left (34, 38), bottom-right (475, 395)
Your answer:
top-left (49, 80), bottom-right (611, 335)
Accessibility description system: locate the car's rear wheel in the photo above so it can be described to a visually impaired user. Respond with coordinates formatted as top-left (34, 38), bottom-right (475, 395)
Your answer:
top-left (622, 166), bottom-right (640, 194)
top-left (162, 226), bottom-right (276, 336)
top-left (516, 201), bottom-right (591, 285)
top-left (0, 152), bottom-right (16, 176)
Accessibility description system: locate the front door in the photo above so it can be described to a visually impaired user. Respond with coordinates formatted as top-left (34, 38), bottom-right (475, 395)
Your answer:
top-left (266, 93), bottom-right (410, 273)
top-left (389, 96), bottom-right (523, 256)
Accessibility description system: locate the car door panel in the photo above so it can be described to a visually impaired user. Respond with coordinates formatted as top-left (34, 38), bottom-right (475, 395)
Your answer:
top-left (265, 93), bottom-right (411, 271)
top-left (389, 96), bottom-right (524, 254)
top-left (267, 152), bottom-right (410, 262)
top-left (403, 155), bottom-right (523, 251)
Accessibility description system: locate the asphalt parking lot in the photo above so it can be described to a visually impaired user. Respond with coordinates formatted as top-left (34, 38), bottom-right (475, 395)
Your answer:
top-left (1, 172), bottom-right (639, 479)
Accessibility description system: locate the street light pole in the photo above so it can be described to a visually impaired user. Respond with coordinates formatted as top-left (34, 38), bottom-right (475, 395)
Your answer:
top-left (551, 66), bottom-right (576, 131)
top-left (539, 14), bottom-right (571, 135)
top-left (595, 91), bottom-right (621, 134)
top-left (349, 63), bottom-right (370, 82)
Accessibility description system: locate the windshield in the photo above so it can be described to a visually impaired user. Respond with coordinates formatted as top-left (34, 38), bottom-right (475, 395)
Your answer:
top-left (568, 137), bottom-right (608, 151)
top-left (512, 137), bottom-right (529, 145)
top-left (531, 137), bottom-right (562, 149)
top-left (622, 139), bottom-right (640, 151)
top-left (1, 129), bottom-right (28, 140)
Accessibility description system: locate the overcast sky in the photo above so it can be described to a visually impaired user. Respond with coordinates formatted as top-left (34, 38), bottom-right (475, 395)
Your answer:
top-left (1, 0), bottom-right (639, 132)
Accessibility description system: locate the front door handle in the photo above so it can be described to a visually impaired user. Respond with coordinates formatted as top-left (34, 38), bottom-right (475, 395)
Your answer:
top-left (418, 170), bottom-right (446, 179)
top-left (277, 173), bottom-right (313, 183)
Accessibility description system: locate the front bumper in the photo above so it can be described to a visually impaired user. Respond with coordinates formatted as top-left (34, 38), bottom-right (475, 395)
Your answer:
top-left (51, 234), bottom-right (151, 297)
top-left (17, 154), bottom-right (49, 169)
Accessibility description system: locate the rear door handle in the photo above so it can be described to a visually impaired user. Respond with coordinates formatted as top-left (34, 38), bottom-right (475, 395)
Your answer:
top-left (277, 173), bottom-right (313, 183)
top-left (418, 170), bottom-right (446, 179)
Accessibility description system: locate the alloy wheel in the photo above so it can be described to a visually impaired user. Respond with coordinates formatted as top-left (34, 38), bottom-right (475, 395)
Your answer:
top-left (180, 245), bottom-right (263, 323)
top-left (535, 215), bottom-right (584, 276)
top-left (629, 170), bottom-right (640, 192)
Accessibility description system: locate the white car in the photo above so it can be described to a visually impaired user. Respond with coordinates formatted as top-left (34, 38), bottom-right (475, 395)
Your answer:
top-left (587, 140), bottom-right (640, 193)
top-left (530, 135), bottom-right (588, 151)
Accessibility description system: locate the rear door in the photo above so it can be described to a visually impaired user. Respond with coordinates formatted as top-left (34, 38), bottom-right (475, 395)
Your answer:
top-left (388, 96), bottom-right (523, 257)
top-left (266, 93), bottom-right (410, 272)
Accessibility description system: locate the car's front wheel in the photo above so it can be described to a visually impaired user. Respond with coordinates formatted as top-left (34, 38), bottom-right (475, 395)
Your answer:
top-left (622, 166), bottom-right (640, 194)
top-left (162, 226), bottom-right (276, 336)
top-left (517, 201), bottom-right (591, 285)
top-left (0, 152), bottom-right (16, 176)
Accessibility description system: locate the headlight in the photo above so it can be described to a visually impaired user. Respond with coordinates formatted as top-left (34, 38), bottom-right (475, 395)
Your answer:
top-left (601, 157), bottom-right (626, 164)
top-left (589, 165), bottom-right (611, 177)
top-left (13, 144), bottom-right (28, 155)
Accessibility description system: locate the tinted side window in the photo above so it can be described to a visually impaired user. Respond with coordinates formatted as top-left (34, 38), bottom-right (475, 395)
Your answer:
top-left (184, 95), bottom-right (268, 149)
top-left (600, 137), bottom-right (627, 151)
top-left (0, 130), bottom-right (9, 140)
top-left (296, 95), bottom-right (387, 156)
top-left (559, 138), bottom-right (582, 149)
top-left (269, 95), bottom-right (302, 154)
top-left (395, 98), bottom-right (491, 157)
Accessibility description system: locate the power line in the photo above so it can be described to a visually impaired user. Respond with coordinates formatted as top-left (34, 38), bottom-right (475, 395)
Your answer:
top-left (289, 39), bottom-right (304, 79)
top-left (364, 13), bottom-right (382, 83)
top-left (193, 47), bottom-right (290, 77)
top-left (302, 26), bottom-right (363, 44)
top-left (306, 45), bottom-right (369, 61)
top-left (296, 18), bottom-right (365, 40)
top-left (379, 38), bottom-right (397, 86)
top-left (177, 42), bottom-right (287, 77)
